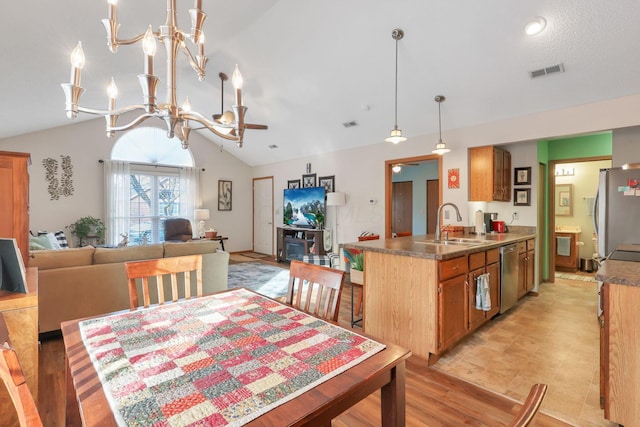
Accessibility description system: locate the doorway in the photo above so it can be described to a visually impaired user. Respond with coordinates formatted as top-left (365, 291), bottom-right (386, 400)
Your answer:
top-left (252, 176), bottom-right (274, 255)
top-left (392, 181), bottom-right (413, 235)
top-left (385, 154), bottom-right (443, 238)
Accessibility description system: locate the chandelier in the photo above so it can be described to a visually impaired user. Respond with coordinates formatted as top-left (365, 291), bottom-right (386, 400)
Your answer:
top-left (61, 0), bottom-right (265, 149)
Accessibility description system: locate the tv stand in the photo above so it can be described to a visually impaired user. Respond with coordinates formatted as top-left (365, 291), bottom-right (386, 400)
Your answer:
top-left (276, 227), bottom-right (326, 263)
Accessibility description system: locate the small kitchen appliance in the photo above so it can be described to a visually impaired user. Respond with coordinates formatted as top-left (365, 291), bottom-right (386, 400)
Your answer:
top-left (483, 212), bottom-right (498, 233)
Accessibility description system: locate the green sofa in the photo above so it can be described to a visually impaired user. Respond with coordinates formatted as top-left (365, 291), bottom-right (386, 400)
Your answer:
top-left (31, 240), bottom-right (229, 334)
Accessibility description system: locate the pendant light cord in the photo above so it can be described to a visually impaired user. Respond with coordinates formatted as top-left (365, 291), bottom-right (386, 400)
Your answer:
top-left (393, 35), bottom-right (399, 128)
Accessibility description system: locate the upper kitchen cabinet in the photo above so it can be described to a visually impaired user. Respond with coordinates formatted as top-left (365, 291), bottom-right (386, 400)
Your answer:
top-left (468, 146), bottom-right (511, 202)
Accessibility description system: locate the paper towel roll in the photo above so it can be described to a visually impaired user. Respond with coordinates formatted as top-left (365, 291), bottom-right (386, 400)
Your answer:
top-left (475, 210), bottom-right (484, 234)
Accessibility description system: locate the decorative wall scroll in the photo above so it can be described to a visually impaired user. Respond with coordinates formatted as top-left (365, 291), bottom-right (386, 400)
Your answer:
top-left (218, 180), bottom-right (232, 211)
top-left (42, 155), bottom-right (74, 200)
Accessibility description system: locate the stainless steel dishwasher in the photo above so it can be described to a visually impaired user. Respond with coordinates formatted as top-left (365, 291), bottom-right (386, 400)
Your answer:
top-left (500, 243), bottom-right (519, 313)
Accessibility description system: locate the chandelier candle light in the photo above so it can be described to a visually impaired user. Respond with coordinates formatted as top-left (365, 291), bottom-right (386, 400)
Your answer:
top-left (61, 0), bottom-right (260, 149)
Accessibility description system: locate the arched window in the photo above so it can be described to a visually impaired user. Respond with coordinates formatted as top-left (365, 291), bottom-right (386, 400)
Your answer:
top-left (105, 128), bottom-right (200, 245)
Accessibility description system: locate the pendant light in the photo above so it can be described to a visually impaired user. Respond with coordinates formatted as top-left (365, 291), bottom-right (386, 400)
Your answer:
top-left (432, 95), bottom-right (450, 155)
top-left (385, 29), bottom-right (407, 144)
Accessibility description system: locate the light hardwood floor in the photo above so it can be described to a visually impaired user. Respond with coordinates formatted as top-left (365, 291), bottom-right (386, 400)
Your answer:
top-left (35, 256), bottom-right (575, 426)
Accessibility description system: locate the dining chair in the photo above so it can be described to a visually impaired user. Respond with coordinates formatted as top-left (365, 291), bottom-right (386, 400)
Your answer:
top-left (508, 383), bottom-right (548, 427)
top-left (286, 260), bottom-right (345, 322)
top-left (0, 342), bottom-right (43, 427)
top-left (124, 254), bottom-right (203, 310)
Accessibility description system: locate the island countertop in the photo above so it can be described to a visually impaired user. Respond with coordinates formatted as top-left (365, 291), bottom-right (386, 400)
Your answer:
top-left (596, 260), bottom-right (640, 287)
top-left (342, 231), bottom-right (536, 260)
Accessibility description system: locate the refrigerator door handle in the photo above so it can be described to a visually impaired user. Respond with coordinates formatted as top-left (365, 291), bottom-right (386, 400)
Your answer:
top-left (592, 188), bottom-right (599, 237)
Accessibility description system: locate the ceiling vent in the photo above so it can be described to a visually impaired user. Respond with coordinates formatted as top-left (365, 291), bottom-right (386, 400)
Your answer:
top-left (529, 63), bottom-right (565, 79)
top-left (268, 144), bottom-right (278, 149)
top-left (342, 120), bottom-right (358, 128)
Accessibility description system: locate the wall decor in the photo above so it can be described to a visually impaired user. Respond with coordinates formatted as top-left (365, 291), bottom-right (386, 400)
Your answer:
top-left (447, 168), bottom-right (460, 189)
top-left (514, 188), bottom-right (531, 206)
top-left (302, 173), bottom-right (317, 188)
top-left (287, 179), bottom-right (300, 189)
top-left (42, 155), bottom-right (74, 200)
top-left (555, 183), bottom-right (573, 216)
top-left (218, 180), bottom-right (232, 211)
top-left (319, 175), bottom-right (335, 193)
top-left (514, 167), bottom-right (531, 185)
top-left (306, 163), bottom-right (312, 174)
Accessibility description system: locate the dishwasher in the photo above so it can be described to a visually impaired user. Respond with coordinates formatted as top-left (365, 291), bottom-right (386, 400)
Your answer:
top-left (500, 243), bottom-right (519, 314)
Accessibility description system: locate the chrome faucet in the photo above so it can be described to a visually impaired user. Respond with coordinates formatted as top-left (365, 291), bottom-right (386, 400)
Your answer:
top-left (435, 202), bottom-right (463, 241)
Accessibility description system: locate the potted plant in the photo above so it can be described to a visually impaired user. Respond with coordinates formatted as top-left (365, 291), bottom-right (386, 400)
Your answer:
top-left (67, 216), bottom-right (106, 247)
top-left (344, 248), bottom-right (364, 284)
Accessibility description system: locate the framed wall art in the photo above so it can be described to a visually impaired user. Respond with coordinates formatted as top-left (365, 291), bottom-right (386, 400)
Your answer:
top-left (514, 188), bottom-right (531, 206)
top-left (218, 180), bottom-right (232, 211)
top-left (302, 173), bottom-right (317, 188)
top-left (287, 179), bottom-right (300, 189)
top-left (318, 175), bottom-right (335, 193)
top-left (514, 167), bottom-right (531, 186)
top-left (555, 183), bottom-right (573, 216)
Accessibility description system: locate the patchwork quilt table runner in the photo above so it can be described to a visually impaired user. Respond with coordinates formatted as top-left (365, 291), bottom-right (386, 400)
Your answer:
top-left (78, 288), bottom-right (385, 426)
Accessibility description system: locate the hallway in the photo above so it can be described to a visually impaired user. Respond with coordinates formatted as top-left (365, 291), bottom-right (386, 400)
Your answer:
top-left (433, 277), bottom-right (616, 426)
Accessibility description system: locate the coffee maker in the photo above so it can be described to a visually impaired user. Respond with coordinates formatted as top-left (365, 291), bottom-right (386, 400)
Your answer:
top-left (483, 212), bottom-right (498, 233)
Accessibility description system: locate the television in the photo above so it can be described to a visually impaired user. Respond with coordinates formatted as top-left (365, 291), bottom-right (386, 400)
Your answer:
top-left (0, 238), bottom-right (27, 294)
top-left (283, 186), bottom-right (326, 229)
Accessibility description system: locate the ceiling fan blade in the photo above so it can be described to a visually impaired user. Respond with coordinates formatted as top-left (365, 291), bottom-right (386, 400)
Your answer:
top-left (244, 123), bottom-right (268, 130)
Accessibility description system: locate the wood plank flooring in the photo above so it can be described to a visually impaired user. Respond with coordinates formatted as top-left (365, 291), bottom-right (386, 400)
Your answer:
top-left (35, 256), bottom-right (573, 426)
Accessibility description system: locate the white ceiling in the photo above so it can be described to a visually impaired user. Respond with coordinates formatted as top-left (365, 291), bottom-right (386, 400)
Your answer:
top-left (2, 0), bottom-right (640, 166)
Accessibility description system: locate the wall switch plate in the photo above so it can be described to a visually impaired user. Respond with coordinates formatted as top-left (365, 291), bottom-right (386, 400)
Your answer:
top-left (513, 211), bottom-right (519, 220)
top-left (444, 210), bottom-right (450, 220)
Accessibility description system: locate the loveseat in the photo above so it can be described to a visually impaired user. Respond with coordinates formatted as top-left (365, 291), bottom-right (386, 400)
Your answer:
top-left (31, 240), bottom-right (229, 334)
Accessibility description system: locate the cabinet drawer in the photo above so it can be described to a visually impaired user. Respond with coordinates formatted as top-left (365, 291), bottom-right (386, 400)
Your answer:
top-left (527, 239), bottom-right (535, 251)
top-left (469, 252), bottom-right (485, 270)
top-left (517, 241), bottom-right (526, 254)
top-left (486, 248), bottom-right (500, 264)
top-left (439, 256), bottom-right (468, 281)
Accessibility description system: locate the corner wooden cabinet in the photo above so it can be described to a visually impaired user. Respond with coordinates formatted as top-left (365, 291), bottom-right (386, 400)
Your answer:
top-left (468, 145), bottom-right (511, 202)
top-left (438, 256), bottom-right (468, 352)
top-left (0, 268), bottom-right (39, 426)
top-left (276, 227), bottom-right (325, 262)
top-left (0, 151), bottom-right (30, 267)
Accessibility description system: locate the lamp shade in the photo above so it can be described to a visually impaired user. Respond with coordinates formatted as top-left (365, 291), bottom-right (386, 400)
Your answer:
top-left (326, 192), bottom-right (346, 206)
top-left (194, 209), bottom-right (210, 221)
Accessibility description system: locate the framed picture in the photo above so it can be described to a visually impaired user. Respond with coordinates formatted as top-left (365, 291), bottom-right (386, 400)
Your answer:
top-left (514, 167), bottom-right (531, 185)
top-left (318, 175), bottom-right (335, 193)
top-left (514, 188), bottom-right (531, 206)
top-left (555, 183), bottom-right (573, 216)
top-left (218, 180), bottom-right (232, 211)
top-left (447, 168), bottom-right (460, 189)
top-left (287, 179), bottom-right (300, 189)
top-left (302, 173), bottom-right (317, 188)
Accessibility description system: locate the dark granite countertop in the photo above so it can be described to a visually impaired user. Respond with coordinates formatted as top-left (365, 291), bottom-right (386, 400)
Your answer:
top-left (596, 260), bottom-right (640, 287)
top-left (342, 231), bottom-right (536, 261)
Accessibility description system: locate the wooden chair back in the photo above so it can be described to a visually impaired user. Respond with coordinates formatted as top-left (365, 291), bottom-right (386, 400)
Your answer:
top-left (508, 383), bottom-right (548, 427)
top-left (0, 343), bottom-right (43, 427)
top-left (124, 254), bottom-right (203, 310)
top-left (286, 260), bottom-right (345, 322)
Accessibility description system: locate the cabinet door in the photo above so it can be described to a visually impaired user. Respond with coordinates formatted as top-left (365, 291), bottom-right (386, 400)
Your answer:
top-left (467, 266), bottom-right (486, 332)
top-left (492, 148), bottom-right (503, 201)
top-left (501, 150), bottom-right (511, 201)
top-left (517, 251), bottom-right (527, 299)
top-left (486, 261), bottom-right (501, 319)
top-left (438, 274), bottom-right (468, 352)
top-left (525, 249), bottom-right (535, 292)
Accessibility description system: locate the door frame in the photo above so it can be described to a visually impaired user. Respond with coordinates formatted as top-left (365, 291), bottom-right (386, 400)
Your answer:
top-left (385, 154), bottom-right (443, 238)
top-left (252, 176), bottom-right (274, 255)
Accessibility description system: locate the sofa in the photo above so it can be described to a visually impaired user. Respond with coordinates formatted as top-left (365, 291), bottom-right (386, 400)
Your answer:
top-left (30, 240), bottom-right (230, 334)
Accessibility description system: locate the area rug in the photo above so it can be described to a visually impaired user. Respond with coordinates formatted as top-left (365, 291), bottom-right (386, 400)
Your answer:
top-left (556, 272), bottom-right (597, 283)
top-left (241, 252), bottom-right (270, 259)
top-left (227, 261), bottom-right (291, 298)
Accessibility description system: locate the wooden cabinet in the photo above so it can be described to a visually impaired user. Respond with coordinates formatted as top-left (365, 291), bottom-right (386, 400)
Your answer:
top-left (0, 268), bottom-right (38, 426)
top-left (486, 249), bottom-right (501, 319)
top-left (0, 151), bottom-right (30, 267)
top-left (276, 227), bottom-right (325, 262)
top-left (467, 249), bottom-right (501, 333)
top-left (518, 239), bottom-right (535, 299)
top-left (600, 282), bottom-right (640, 425)
top-left (468, 145), bottom-right (511, 202)
top-left (555, 232), bottom-right (578, 272)
top-left (438, 256), bottom-right (468, 352)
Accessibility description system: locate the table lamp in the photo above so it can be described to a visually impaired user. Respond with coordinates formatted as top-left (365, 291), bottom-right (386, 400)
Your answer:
top-left (194, 209), bottom-right (210, 238)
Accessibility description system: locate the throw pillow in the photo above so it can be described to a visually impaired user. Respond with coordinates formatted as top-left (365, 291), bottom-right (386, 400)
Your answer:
top-left (37, 230), bottom-right (67, 250)
top-left (29, 235), bottom-right (53, 250)
top-left (54, 230), bottom-right (69, 248)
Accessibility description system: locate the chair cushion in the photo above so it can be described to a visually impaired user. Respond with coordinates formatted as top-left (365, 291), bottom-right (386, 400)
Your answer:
top-left (93, 244), bottom-right (164, 264)
top-left (302, 254), bottom-right (332, 266)
top-left (164, 240), bottom-right (219, 257)
top-left (30, 246), bottom-right (95, 270)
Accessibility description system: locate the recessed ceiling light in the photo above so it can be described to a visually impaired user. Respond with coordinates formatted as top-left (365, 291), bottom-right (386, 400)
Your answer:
top-left (524, 17), bottom-right (546, 36)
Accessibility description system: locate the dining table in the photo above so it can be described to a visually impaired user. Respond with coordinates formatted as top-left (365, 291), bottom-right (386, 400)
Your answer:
top-left (61, 288), bottom-right (411, 426)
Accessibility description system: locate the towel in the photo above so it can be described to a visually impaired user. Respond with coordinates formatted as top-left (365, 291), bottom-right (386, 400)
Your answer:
top-left (475, 273), bottom-right (491, 311)
top-left (557, 236), bottom-right (571, 256)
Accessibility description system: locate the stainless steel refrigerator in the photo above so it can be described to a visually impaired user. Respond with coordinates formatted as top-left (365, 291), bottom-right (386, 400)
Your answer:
top-left (594, 167), bottom-right (640, 258)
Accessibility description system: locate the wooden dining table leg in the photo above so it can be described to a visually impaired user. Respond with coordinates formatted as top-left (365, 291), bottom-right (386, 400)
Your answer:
top-left (380, 361), bottom-right (406, 427)
top-left (65, 353), bottom-right (82, 427)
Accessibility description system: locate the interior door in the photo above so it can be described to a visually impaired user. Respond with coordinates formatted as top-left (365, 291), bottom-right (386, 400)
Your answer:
top-left (426, 179), bottom-right (439, 234)
top-left (392, 181), bottom-right (412, 234)
top-left (253, 177), bottom-right (273, 255)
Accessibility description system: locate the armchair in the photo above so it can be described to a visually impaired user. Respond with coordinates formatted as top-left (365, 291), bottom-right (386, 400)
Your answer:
top-left (164, 218), bottom-right (193, 242)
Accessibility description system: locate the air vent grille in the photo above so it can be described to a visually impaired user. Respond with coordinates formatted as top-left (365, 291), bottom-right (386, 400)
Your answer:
top-left (529, 63), bottom-right (565, 79)
top-left (342, 121), bottom-right (358, 128)
top-left (268, 144), bottom-right (278, 149)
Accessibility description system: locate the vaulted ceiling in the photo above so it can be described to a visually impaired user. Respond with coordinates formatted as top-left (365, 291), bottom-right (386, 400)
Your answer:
top-left (2, 1), bottom-right (640, 165)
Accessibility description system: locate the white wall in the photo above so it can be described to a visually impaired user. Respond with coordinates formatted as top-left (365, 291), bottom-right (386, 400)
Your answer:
top-left (0, 118), bottom-right (253, 252)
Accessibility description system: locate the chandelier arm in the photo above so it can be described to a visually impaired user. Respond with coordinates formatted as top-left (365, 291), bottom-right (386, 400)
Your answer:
top-left (179, 42), bottom-right (205, 79)
top-left (74, 104), bottom-right (145, 116)
top-left (112, 33), bottom-right (146, 47)
top-left (106, 113), bottom-right (155, 133)
top-left (184, 116), bottom-right (240, 141)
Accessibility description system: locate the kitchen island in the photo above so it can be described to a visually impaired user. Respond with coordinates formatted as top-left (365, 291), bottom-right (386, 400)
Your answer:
top-left (595, 255), bottom-right (640, 425)
top-left (343, 230), bottom-right (536, 364)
